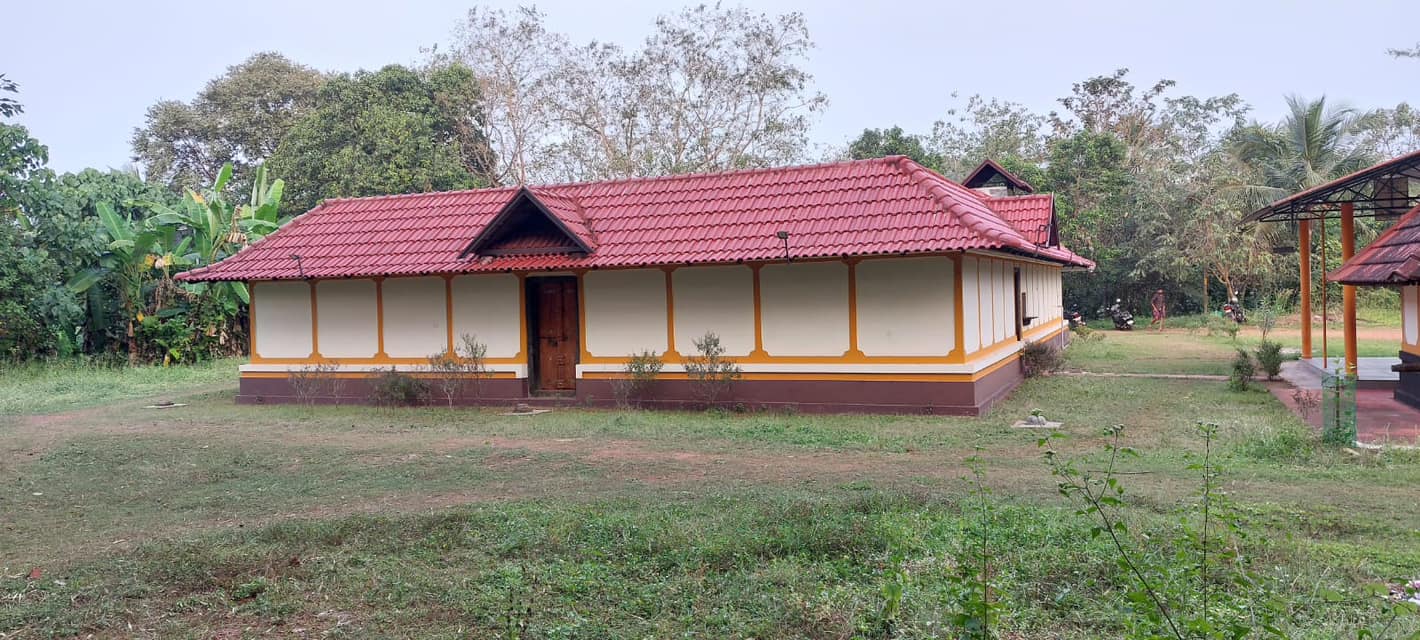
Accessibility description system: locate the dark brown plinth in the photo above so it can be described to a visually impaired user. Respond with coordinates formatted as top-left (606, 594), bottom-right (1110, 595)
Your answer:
top-left (236, 357), bottom-right (1024, 415)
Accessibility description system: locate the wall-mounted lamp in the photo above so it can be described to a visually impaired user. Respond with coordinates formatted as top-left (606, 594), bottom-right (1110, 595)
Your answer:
top-left (776, 230), bottom-right (791, 262)
top-left (290, 253), bottom-right (307, 279)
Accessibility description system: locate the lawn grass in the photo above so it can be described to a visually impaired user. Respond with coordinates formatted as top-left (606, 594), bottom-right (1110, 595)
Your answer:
top-left (0, 357), bottom-right (244, 416)
top-left (1, 350), bottom-right (1417, 638)
top-left (1065, 326), bottom-right (1401, 376)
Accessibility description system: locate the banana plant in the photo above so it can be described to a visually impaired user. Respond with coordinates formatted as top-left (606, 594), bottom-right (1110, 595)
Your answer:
top-left (144, 162), bottom-right (284, 306)
top-left (67, 202), bottom-right (164, 366)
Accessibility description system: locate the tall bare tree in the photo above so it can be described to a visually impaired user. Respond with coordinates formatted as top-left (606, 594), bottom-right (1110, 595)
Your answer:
top-left (444, 4), bottom-right (825, 184)
top-left (551, 5), bottom-right (826, 180)
top-left (444, 6), bottom-right (567, 185)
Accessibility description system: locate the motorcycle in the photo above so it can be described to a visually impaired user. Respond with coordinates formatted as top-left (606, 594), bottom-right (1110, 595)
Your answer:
top-left (1065, 305), bottom-right (1085, 329)
top-left (1223, 299), bottom-right (1246, 324)
top-left (1107, 299), bottom-right (1135, 331)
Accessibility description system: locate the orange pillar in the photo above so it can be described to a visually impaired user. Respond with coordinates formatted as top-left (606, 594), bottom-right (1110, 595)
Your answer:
top-left (1299, 219), bottom-right (1312, 360)
top-left (1341, 203), bottom-right (1358, 376)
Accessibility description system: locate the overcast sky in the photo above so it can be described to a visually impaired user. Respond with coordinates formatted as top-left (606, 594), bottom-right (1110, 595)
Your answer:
top-left (6, 0), bottom-right (1419, 174)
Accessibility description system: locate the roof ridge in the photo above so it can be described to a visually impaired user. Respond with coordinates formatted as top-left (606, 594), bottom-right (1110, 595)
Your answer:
top-left (890, 156), bottom-right (1035, 252)
top-left (314, 157), bottom-right (908, 204)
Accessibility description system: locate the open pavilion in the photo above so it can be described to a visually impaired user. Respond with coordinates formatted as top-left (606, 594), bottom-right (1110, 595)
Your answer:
top-left (1242, 150), bottom-right (1420, 385)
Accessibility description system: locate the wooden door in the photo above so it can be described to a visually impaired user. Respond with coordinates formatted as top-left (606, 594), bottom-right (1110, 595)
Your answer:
top-left (532, 278), bottom-right (578, 391)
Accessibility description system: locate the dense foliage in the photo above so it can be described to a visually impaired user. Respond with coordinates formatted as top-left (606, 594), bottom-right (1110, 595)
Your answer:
top-left (265, 63), bottom-right (492, 215)
top-left (848, 70), bottom-right (1415, 316)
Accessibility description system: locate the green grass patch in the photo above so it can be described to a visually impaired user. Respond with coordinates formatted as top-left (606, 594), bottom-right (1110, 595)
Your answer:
top-left (2, 490), bottom-right (1413, 638)
top-left (2, 350), bottom-right (1417, 637)
top-left (1066, 329), bottom-right (1397, 376)
top-left (0, 357), bottom-right (243, 415)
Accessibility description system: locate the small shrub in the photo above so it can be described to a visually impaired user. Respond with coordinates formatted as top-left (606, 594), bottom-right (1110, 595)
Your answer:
top-left (458, 334), bottom-right (491, 400)
top-left (425, 334), bottom-right (491, 407)
top-left (287, 361), bottom-right (342, 405)
top-left (1291, 388), bottom-right (1319, 419)
top-left (372, 368), bottom-right (429, 406)
top-left (1020, 341), bottom-right (1063, 378)
top-left (611, 349), bottom-right (664, 409)
top-left (683, 331), bottom-right (741, 407)
top-left (1227, 349), bottom-right (1255, 392)
top-left (1071, 323), bottom-right (1104, 343)
top-left (427, 349), bottom-right (464, 407)
top-left (1254, 340), bottom-right (1284, 380)
top-left (1207, 315), bottom-right (1240, 340)
top-left (1238, 422), bottom-right (1315, 463)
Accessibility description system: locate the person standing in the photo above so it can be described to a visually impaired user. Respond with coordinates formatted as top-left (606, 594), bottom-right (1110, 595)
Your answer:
top-left (1150, 289), bottom-right (1166, 330)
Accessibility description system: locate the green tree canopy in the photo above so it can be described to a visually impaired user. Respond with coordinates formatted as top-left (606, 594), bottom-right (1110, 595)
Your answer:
top-left (265, 63), bottom-right (492, 215)
top-left (131, 52), bottom-right (325, 191)
top-left (846, 126), bottom-right (940, 170)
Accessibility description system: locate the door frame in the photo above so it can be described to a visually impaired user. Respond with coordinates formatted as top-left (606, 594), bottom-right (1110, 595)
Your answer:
top-left (525, 275), bottom-right (580, 393)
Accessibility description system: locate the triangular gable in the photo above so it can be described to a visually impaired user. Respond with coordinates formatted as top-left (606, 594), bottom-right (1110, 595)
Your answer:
top-left (962, 159), bottom-right (1035, 194)
top-left (461, 187), bottom-right (597, 258)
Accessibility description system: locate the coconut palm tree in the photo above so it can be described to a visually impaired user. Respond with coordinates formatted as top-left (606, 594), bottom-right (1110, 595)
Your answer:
top-left (1231, 96), bottom-right (1381, 317)
top-left (1231, 95), bottom-right (1375, 207)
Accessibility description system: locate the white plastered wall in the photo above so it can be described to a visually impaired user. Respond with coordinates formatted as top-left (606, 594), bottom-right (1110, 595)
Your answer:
top-left (855, 256), bottom-right (955, 356)
top-left (315, 279), bottom-right (378, 358)
top-left (961, 257), bottom-right (981, 353)
top-left (584, 269), bottom-right (668, 356)
top-left (252, 281), bottom-right (312, 358)
top-left (451, 274), bottom-right (521, 358)
top-left (673, 265), bottom-right (755, 356)
top-left (1405, 286), bottom-right (1419, 347)
top-left (381, 276), bottom-right (449, 358)
top-left (964, 256), bottom-right (1067, 356)
top-left (760, 261), bottom-right (849, 356)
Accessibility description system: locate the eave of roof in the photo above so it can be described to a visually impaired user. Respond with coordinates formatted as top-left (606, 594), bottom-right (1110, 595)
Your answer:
top-left (1330, 202), bottom-right (1420, 285)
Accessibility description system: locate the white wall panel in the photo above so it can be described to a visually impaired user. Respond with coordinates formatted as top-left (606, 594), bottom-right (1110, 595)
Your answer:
top-left (760, 261), bottom-right (849, 356)
top-left (1406, 286), bottom-right (1418, 346)
top-left (451, 274), bottom-right (522, 358)
top-left (382, 276), bottom-right (449, 358)
top-left (315, 279), bottom-right (377, 358)
top-left (961, 257), bottom-right (980, 353)
top-left (584, 269), bottom-right (668, 356)
top-left (856, 257), bottom-right (955, 356)
top-left (673, 265), bottom-right (755, 356)
top-left (253, 281), bottom-right (312, 358)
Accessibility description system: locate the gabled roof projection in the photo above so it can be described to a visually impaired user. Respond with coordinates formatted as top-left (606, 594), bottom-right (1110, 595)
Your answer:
top-left (1331, 203), bottom-right (1420, 285)
top-left (461, 187), bottom-right (598, 257)
top-left (962, 159), bottom-right (1035, 194)
top-left (177, 156), bottom-right (1092, 282)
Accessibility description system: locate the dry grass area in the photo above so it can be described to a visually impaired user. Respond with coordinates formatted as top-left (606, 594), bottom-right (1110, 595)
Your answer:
top-left (2, 344), bottom-right (1418, 638)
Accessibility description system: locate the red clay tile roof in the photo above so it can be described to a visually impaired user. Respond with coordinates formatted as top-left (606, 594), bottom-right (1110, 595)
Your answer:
top-left (983, 194), bottom-right (1054, 246)
top-left (1331, 203), bottom-right (1420, 285)
top-left (524, 187), bottom-right (597, 249)
top-left (177, 156), bottom-right (1092, 282)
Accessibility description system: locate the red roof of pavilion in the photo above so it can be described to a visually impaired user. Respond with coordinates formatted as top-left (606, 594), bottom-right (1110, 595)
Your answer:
top-left (177, 156), bottom-right (1092, 282)
top-left (1330, 202), bottom-right (1420, 285)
